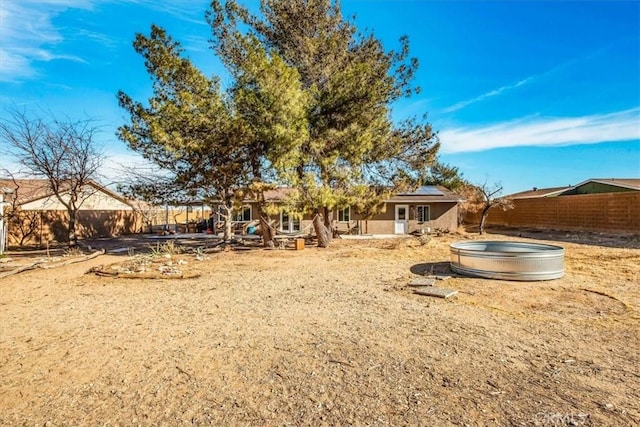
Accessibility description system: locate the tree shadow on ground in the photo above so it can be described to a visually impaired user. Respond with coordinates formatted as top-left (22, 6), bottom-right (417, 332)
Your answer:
top-left (74, 234), bottom-right (310, 258)
top-left (80, 235), bottom-right (264, 258)
top-left (410, 261), bottom-right (452, 276)
top-left (5, 234), bottom-right (281, 261)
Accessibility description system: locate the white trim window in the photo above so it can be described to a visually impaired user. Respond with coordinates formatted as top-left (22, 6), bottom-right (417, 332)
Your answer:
top-left (280, 211), bottom-right (300, 232)
top-left (233, 205), bottom-right (252, 222)
top-left (338, 206), bottom-right (350, 222)
top-left (416, 205), bottom-right (430, 223)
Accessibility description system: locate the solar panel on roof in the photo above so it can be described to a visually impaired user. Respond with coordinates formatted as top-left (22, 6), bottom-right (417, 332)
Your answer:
top-left (414, 186), bottom-right (444, 195)
top-left (398, 186), bottom-right (444, 196)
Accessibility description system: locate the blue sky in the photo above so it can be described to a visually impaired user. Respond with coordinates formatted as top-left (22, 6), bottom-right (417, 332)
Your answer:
top-left (0, 0), bottom-right (638, 195)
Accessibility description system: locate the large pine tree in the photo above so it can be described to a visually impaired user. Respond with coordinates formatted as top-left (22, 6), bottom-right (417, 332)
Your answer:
top-left (119, 1), bottom-right (443, 247)
top-left (118, 26), bottom-right (270, 242)
top-left (208, 0), bottom-right (440, 246)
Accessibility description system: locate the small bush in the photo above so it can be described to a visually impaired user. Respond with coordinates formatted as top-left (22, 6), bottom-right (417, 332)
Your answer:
top-left (64, 247), bottom-right (84, 257)
top-left (149, 240), bottom-right (183, 257)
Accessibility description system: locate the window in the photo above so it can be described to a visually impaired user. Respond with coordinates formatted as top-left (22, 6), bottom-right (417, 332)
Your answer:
top-left (397, 206), bottom-right (407, 221)
top-left (416, 205), bottom-right (430, 223)
top-left (280, 211), bottom-right (300, 232)
top-left (233, 206), bottom-right (252, 222)
top-left (338, 207), bottom-right (350, 222)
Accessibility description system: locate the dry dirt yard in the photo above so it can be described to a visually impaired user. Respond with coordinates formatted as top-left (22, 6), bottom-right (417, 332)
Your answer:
top-left (0, 230), bottom-right (638, 426)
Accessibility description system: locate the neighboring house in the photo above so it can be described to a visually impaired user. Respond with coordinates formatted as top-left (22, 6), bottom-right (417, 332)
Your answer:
top-left (473, 178), bottom-right (640, 234)
top-left (555, 178), bottom-right (640, 196)
top-left (0, 178), bottom-right (139, 245)
top-left (508, 186), bottom-right (571, 199)
top-left (509, 179), bottom-right (640, 199)
top-left (222, 185), bottom-right (464, 236)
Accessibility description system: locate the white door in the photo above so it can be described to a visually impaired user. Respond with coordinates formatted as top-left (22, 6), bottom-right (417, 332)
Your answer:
top-left (394, 204), bottom-right (409, 234)
top-left (280, 211), bottom-right (300, 233)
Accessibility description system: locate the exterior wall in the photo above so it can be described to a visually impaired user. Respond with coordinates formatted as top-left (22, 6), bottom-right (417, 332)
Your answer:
top-left (415, 202), bottom-right (459, 232)
top-left (355, 204), bottom-right (393, 234)
top-left (246, 202), bottom-right (458, 235)
top-left (266, 202), bottom-right (459, 235)
top-left (466, 192), bottom-right (640, 234)
top-left (8, 210), bottom-right (140, 246)
top-left (361, 202), bottom-right (458, 234)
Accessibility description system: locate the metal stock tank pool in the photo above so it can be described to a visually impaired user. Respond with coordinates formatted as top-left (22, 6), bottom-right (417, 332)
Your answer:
top-left (449, 241), bottom-right (565, 281)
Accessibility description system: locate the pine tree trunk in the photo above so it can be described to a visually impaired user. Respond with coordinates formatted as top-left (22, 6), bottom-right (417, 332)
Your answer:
top-left (260, 216), bottom-right (275, 248)
top-left (254, 190), bottom-right (274, 248)
top-left (222, 205), bottom-right (232, 243)
top-left (313, 211), bottom-right (331, 248)
top-left (323, 206), bottom-right (333, 241)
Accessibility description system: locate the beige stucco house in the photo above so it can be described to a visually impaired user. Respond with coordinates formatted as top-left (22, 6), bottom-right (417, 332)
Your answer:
top-left (223, 185), bottom-right (464, 236)
top-left (0, 179), bottom-right (139, 245)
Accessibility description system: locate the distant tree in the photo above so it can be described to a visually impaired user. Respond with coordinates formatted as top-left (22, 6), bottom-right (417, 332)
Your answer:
top-left (465, 181), bottom-right (514, 235)
top-left (208, 0), bottom-right (440, 247)
top-left (0, 108), bottom-right (103, 247)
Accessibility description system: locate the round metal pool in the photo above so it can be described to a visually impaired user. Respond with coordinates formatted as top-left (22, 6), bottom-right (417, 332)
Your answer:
top-left (450, 241), bottom-right (564, 281)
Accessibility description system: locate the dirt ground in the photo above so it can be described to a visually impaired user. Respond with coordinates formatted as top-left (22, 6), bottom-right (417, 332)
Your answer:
top-left (0, 229), bottom-right (638, 426)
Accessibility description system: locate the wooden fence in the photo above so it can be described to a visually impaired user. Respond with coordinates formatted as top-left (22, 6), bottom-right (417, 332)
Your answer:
top-left (465, 192), bottom-right (640, 234)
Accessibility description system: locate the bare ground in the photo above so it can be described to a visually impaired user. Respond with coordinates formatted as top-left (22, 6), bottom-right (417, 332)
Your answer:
top-left (0, 230), bottom-right (638, 426)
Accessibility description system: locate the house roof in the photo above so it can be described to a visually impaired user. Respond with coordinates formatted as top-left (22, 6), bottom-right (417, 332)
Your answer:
top-left (508, 178), bottom-right (640, 199)
top-left (0, 178), bottom-right (133, 208)
top-left (567, 178), bottom-right (640, 192)
top-left (507, 186), bottom-right (571, 199)
top-left (0, 178), bottom-right (54, 205)
top-left (262, 187), bottom-right (297, 202)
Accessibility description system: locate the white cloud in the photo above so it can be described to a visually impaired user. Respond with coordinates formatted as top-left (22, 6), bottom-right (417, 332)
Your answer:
top-left (0, 0), bottom-right (94, 82)
top-left (118, 0), bottom-right (208, 26)
top-left (443, 45), bottom-right (618, 114)
top-left (439, 108), bottom-right (640, 153)
top-left (0, 0), bottom-right (209, 82)
top-left (0, 48), bottom-right (36, 80)
top-left (443, 77), bottom-right (533, 113)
